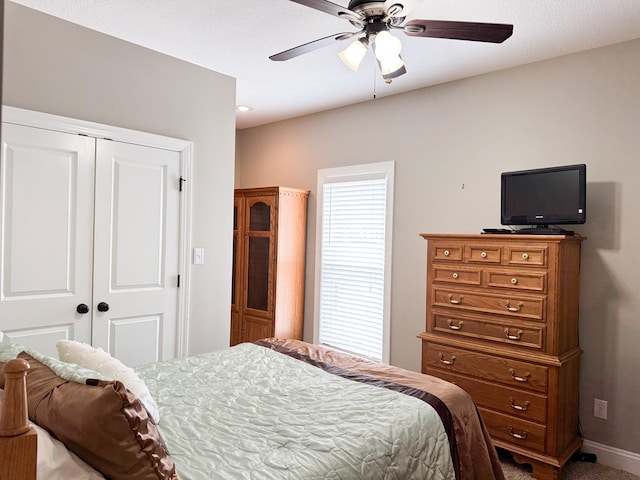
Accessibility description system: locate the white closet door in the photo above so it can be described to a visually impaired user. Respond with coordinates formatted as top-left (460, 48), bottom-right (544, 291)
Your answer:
top-left (91, 139), bottom-right (180, 366)
top-left (0, 123), bottom-right (95, 357)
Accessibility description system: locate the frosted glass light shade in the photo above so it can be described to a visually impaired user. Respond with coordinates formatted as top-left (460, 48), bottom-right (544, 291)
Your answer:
top-left (338, 39), bottom-right (368, 71)
top-left (374, 31), bottom-right (404, 76)
top-left (379, 55), bottom-right (405, 75)
top-left (374, 31), bottom-right (401, 61)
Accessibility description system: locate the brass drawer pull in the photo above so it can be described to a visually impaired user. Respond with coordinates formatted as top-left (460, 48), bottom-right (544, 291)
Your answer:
top-left (504, 328), bottom-right (523, 340)
top-left (522, 253), bottom-right (529, 260)
top-left (452, 272), bottom-right (459, 279)
top-left (438, 353), bottom-right (457, 365)
top-left (505, 300), bottom-right (524, 312)
top-left (481, 251), bottom-right (487, 258)
top-left (509, 368), bottom-right (531, 383)
top-left (508, 427), bottom-right (528, 440)
top-left (509, 397), bottom-right (530, 412)
top-left (447, 319), bottom-right (464, 330)
top-left (447, 294), bottom-right (464, 304)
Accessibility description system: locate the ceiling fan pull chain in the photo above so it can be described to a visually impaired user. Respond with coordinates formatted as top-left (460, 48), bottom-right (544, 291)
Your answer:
top-left (373, 62), bottom-right (378, 99)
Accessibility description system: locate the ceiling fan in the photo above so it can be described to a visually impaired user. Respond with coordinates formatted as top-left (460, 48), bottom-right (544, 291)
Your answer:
top-left (270, 0), bottom-right (513, 82)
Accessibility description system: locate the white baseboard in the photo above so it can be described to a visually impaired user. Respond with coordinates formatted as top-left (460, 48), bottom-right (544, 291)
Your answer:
top-left (582, 439), bottom-right (640, 475)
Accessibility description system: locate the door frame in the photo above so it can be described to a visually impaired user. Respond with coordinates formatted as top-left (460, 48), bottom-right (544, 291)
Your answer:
top-left (2, 106), bottom-right (193, 358)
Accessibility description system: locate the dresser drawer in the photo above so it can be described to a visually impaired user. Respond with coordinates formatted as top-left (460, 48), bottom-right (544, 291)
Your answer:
top-left (432, 243), bottom-right (463, 262)
top-left (428, 369), bottom-right (547, 424)
top-left (467, 244), bottom-right (502, 264)
top-left (485, 269), bottom-right (547, 293)
top-left (432, 265), bottom-right (481, 286)
top-left (432, 287), bottom-right (546, 322)
top-left (479, 407), bottom-right (547, 453)
top-left (431, 312), bottom-right (545, 351)
top-left (423, 342), bottom-right (548, 393)
top-left (504, 245), bottom-right (548, 267)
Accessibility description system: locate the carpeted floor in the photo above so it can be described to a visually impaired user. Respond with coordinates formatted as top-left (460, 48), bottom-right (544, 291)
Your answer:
top-left (500, 450), bottom-right (640, 480)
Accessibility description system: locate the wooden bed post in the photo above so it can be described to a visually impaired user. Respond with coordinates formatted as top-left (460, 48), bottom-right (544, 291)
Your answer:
top-left (0, 358), bottom-right (38, 480)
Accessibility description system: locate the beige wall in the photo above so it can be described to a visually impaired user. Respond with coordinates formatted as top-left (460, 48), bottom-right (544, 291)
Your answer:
top-left (237, 39), bottom-right (640, 454)
top-left (3, 3), bottom-right (237, 355)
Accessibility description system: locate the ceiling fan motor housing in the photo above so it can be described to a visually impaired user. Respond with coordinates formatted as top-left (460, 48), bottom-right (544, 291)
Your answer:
top-left (350, 1), bottom-right (406, 17)
top-left (364, 21), bottom-right (390, 37)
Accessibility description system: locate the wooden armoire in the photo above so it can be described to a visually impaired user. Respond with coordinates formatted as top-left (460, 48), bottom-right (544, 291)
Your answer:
top-left (230, 187), bottom-right (309, 346)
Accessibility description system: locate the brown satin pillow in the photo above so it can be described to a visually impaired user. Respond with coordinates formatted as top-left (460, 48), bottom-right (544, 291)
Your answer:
top-left (19, 352), bottom-right (177, 480)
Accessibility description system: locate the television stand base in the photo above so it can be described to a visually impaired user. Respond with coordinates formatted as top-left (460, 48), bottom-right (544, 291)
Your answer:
top-left (514, 227), bottom-right (574, 236)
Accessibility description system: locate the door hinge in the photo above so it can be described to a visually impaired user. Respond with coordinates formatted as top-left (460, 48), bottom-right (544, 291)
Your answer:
top-left (179, 176), bottom-right (186, 192)
top-left (177, 274), bottom-right (181, 288)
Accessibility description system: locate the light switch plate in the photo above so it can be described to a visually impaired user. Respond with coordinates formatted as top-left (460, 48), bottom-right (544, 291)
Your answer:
top-left (193, 247), bottom-right (205, 265)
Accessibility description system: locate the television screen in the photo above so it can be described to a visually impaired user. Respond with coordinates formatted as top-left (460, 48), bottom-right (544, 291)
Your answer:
top-left (501, 164), bottom-right (586, 227)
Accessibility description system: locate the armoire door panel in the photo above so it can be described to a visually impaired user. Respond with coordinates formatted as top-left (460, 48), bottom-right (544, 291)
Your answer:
top-left (0, 123), bottom-right (95, 345)
top-left (246, 236), bottom-right (270, 311)
top-left (231, 197), bottom-right (243, 311)
top-left (243, 195), bottom-right (276, 316)
top-left (248, 201), bottom-right (271, 231)
top-left (231, 233), bottom-right (238, 308)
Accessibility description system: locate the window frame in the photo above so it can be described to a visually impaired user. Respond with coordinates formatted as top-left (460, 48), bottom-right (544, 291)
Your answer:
top-left (312, 161), bottom-right (394, 363)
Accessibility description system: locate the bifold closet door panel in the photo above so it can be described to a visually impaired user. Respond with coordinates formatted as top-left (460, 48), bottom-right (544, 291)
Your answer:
top-left (91, 139), bottom-right (181, 366)
top-left (0, 123), bottom-right (95, 355)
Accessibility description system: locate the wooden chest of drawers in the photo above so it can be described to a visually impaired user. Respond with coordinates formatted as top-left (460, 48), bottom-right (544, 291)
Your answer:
top-left (418, 234), bottom-right (583, 480)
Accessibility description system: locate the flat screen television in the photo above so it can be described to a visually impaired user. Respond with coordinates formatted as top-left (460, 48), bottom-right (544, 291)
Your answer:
top-left (500, 164), bottom-right (586, 234)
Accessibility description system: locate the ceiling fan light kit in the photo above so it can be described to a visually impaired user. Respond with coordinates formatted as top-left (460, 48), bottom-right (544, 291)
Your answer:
top-left (338, 26), bottom-right (404, 76)
top-left (270, 0), bottom-right (513, 83)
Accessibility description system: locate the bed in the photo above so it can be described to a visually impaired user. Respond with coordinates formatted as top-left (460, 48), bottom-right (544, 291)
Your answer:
top-left (0, 338), bottom-right (504, 480)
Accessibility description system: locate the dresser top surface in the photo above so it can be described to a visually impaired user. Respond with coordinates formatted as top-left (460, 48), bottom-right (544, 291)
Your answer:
top-left (420, 233), bottom-right (584, 242)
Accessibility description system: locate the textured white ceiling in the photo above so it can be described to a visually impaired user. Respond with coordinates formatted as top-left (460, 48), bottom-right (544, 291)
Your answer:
top-left (9, 0), bottom-right (640, 129)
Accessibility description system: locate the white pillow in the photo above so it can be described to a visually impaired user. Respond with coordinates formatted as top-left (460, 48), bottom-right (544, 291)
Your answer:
top-left (0, 389), bottom-right (104, 480)
top-left (0, 341), bottom-right (109, 384)
top-left (56, 340), bottom-right (160, 423)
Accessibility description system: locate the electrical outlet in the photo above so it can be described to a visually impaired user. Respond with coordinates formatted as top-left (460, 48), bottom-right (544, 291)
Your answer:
top-left (594, 398), bottom-right (608, 420)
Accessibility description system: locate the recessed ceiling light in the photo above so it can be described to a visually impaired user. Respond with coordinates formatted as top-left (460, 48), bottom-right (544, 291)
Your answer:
top-left (236, 105), bottom-right (253, 112)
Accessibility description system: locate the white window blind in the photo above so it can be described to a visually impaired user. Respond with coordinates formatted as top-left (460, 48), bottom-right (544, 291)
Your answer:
top-left (315, 162), bottom-right (393, 363)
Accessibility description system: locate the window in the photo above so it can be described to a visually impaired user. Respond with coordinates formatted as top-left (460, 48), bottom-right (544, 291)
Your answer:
top-left (314, 161), bottom-right (394, 363)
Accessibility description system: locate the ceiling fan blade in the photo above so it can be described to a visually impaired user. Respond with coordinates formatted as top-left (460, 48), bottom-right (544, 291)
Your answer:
top-left (270, 32), bottom-right (357, 61)
top-left (403, 20), bottom-right (513, 43)
top-left (289, 0), bottom-right (361, 21)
